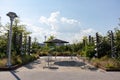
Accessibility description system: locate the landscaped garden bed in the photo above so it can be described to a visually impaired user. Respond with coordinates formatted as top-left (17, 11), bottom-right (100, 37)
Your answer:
top-left (78, 56), bottom-right (120, 71)
top-left (0, 54), bottom-right (39, 71)
top-left (91, 56), bottom-right (120, 71)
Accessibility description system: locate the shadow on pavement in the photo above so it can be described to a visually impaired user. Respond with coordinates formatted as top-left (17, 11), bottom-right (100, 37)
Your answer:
top-left (54, 60), bottom-right (98, 71)
top-left (88, 67), bottom-right (98, 71)
top-left (49, 66), bottom-right (59, 69)
top-left (23, 59), bottom-right (41, 69)
top-left (24, 64), bottom-right (34, 69)
top-left (80, 65), bottom-right (98, 71)
top-left (54, 61), bottom-right (86, 67)
top-left (10, 70), bottom-right (21, 80)
top-left (43, 66), bottom-right (59, 70)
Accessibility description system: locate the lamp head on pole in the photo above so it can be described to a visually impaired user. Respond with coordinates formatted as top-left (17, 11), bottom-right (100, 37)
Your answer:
top-left (7, 12), bottom-right (18, 20)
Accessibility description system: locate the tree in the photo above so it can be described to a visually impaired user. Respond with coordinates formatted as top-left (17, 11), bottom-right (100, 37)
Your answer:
top-left (115, 28), bottom-right (120, 57)
top-left (0, 25), bottom-right (8, 58)
top-left (0, 35), bottom-right (7, 54)
top-left (46, 35), bottom-right (55, 47)
top-left (31, 37), bottom-right (41, 53)
top-left (1, 18), bottom-right (31, 55)
top-left (12, 19), bottom-right (31, 54)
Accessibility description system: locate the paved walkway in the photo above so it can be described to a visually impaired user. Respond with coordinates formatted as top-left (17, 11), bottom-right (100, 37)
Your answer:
top-left (0, 56), bottom-right (120, 80)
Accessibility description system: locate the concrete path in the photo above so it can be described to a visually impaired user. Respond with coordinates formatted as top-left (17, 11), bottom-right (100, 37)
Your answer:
top-left (0, 56), bottom-right (120, 80)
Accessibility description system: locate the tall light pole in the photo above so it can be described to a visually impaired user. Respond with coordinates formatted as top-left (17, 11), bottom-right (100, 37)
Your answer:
top-left (6, 12), bottom-right (17, 67)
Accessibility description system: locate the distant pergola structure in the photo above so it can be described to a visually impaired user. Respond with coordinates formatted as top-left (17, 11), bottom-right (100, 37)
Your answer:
top-left (43, 39), bottom-right (69, 68)
top-left (44, 39), bottom-right (69, 46)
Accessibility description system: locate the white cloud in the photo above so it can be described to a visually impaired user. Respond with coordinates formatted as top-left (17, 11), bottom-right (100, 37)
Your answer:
top-left (82, 28), bottom-right (94, 34)
top-left (21, 21), bottom-right (59, 43)
top-left (57, 28), bottom-right (95, 43)
top-left (39, 11), bottom-right (81, 33)
top-left (40, 11), bottom-right (60, 30)
top-left (61, 17), bottom-right (80, 24)
top-left (74, 28), bottom-right (95, 41)
top-left (22, 11), bottom-right (96, 43)
top-left (48, 11), bottom-right (59, 23)
top-left (39, 16), bottom-right (48, 25)
top-left (0, 27), bottom-right (7, 35)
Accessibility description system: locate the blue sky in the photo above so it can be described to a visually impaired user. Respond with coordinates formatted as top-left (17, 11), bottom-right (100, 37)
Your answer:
top-left (0, 0), bottom-right (120, 43)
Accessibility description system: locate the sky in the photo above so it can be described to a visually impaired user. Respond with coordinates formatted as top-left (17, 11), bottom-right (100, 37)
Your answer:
top-left (0, 0), bottom-right (120, 43)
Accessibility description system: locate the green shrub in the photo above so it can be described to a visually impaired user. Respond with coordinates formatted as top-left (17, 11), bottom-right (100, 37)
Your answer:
top-left (85, 46), bottom-right (95, 58)
top-left (39, 51), bottom-right (48, 56)
top-left (91, 56), bottom-right (120, 69)
top-left (63, 51), bottom-right (71, 56)
top-left (0, 52), bottom-right (6, 58)
top-left (16, 57), bottom-right (22, 64)
top-left (12, 55), bottom-right (22, 65)
top-left (21, 54), bottom-right (31, 64)
top-left (15, 55), bottom-right (22, 64)
top-left (91, 58), bottom-right (100, 67)
top-left (11, 53), bottom-right (39, 66)
top-left (31, 54), bottom-right (39, 60)
top-left (0, 58), bottom-right (7, 67)
top-left (104, 59), bottom-right (120, 69)
top-left (80, 50), bottom-right (87, 57)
